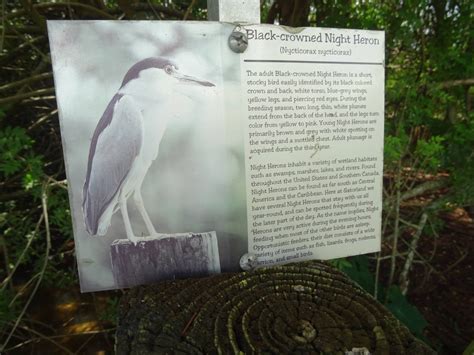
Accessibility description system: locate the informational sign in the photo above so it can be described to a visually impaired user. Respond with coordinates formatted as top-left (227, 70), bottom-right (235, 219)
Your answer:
top-left (48, 21), bottom-right (384, 292)
top-left (241, 26), bottom-right (384, 265)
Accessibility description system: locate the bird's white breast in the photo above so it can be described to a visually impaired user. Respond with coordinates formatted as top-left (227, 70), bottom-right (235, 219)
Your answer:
top-left (135, 96), bottom-right (168, 164)
top-left (118, 72), bottom-right (191, 165)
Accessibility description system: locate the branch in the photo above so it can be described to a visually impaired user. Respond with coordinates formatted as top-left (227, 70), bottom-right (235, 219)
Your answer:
top-left (4, 24), bottom-right (50, 63)
top-left (266, 1), bottom-right (279, 24)
top-left (3, 25), bottom-right (43, 34)
top-left (130, 3), bottom-right (187, 18)
top-left (440, 78), bottom-right (474, 88)
top-left (0, 72), bottom-right (52, 92)
top-left (35, 2), bottom-right (116, 19)
top-left (116, 0), bottom-right (138, 18)
top-left (0, 185), bottom-right (51, 352)
top-left (28, 109), bottom-right (58, 131)
top-left (2, 326), bottom-right (115, 353)
top-left (19, 0), bottom-right (46, 32)
top-left (2, 324), bottom-right (74, 354)
top-left (0, 87), bottom-right (55, 106)
top-left (290, 0), bottom-right (310, 26)
top-left (0, 36), bottom-right (46, 66)
top-left (0, 214), bottom-right (44, 292)
top-left (383, 178), bottom-right (449, 210)
top-left (1, 0), bottom-right (5, 52)
top-left (386, 159), bottom-right (402, 303)
top-left (0, 190), bottom-right (31, 202)
top-left (399, 212), bottom-right (428, 295)
top-left (183, 0), bottom-right (197, 20)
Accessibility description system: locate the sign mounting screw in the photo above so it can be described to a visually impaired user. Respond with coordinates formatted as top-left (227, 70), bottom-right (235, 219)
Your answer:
top-left (229, 29), bottom-right (248, 53)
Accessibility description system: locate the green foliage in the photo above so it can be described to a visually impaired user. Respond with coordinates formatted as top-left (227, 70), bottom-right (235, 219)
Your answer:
top-left (341, 256), bottom-right (429, 343)
top-left (341, 256), bottom-right (375, 296)
top-left (47, 189), bottom-right (73, 239)
top-left (415, 136), bottom-right (445, 171)
top-left (99, 296), bottom-right (120, 326)
top-left (0, 289), bottom-right (18, 324)
top-left (328, 258), bottom-right (352, 270)
top-left (444, 119), bottom-right (474, 205)
top-left (0, 119), bottom-right (74, 342)
top-left (463, 340), bottom-right (474, 355)
top-left (2, 207), bottom-right (38, 265)
top-left (0, 127), bottom-right (33, 176)
top-left (0, 1), bottom-right (472, 353)
top-left (384, 133), bottom-right (409, 165)
top-left (0, 126), bottom-right (44, 198)
top-left (385, 286), bottom-right (428, 340)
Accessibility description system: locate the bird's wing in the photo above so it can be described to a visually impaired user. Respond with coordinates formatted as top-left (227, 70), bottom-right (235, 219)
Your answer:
top-left (83, 94), bottom-right (144, 235)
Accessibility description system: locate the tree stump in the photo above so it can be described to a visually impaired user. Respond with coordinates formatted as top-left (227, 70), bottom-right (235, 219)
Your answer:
top-left (116, 261), bottom-right (434, 354)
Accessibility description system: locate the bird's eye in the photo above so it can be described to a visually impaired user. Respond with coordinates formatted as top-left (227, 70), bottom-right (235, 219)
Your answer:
top-left (164, 65), bottom-right (173, 74)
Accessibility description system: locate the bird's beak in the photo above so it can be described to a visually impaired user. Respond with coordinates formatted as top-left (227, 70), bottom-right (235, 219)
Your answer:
top-left (173, 71), bottom-right (215, 87)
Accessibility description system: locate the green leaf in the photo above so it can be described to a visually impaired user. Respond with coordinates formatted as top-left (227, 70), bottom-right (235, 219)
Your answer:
top-left (340, 256), bottom-right (429, 345)
top-left (340, 255), bottom-right (375, 294)
top-left (384, 133), bottom-right (409, 165)
top-left (328, 258), bottom-right (352, 270)
top-left (462, 340), bottom-right (474, 355)
top-left (415, 136), bottom-right (445, 171)
top-left (0, 126), bottom-right (34, 177)
top-left (386, 286), bottom-right (428, 340)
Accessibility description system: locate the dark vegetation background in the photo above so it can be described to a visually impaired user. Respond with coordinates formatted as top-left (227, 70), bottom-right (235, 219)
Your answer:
top-left (0, 0), bottom-right (472, 353)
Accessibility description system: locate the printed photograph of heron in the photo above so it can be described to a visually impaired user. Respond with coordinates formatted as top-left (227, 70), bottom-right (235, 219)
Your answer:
top-left (48, 21), bottom-right (248, 292)
top-left (82, 57), bottom-right (214, 243)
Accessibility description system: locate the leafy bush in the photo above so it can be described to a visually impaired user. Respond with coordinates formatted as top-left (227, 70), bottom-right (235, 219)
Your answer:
top-left (0, 0), bottom-right (472, 353)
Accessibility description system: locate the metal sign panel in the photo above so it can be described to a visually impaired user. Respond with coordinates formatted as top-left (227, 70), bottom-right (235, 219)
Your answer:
top-left (48, 21), bottom-right (384, 292)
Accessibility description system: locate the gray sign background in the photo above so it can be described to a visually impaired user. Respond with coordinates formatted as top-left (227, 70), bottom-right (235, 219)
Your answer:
top-left (49, 21), bottom-right (247, 292)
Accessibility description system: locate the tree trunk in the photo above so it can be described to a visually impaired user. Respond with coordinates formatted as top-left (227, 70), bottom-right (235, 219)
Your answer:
top-left (266, 0), bottom-right (311, 27)
top-left (116, 261), bottom-right (434, 354)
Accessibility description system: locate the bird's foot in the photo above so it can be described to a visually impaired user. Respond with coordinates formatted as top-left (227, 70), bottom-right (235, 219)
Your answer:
top-left (128, 236), bottom-right (142, 245)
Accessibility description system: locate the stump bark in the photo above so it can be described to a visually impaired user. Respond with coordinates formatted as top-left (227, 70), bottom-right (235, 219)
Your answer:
top-left (116, 261), bottom-right (434, 354)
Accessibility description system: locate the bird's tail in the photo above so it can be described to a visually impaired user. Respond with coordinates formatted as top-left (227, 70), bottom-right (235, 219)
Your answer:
top-left (83, 184), bottom-right (116, 237)
top-left (83, 187), bottom-right (98, 236)
top-left (96, 205), bottom-right (115, 236)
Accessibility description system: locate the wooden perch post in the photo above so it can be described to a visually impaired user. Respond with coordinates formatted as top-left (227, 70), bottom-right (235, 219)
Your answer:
top-left (110, 232), bottom-right (220, 288)
top-left (116, 261), bottom-right (435, 354)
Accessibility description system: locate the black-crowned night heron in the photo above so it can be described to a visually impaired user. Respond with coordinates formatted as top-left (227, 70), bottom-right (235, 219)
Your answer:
top-left (82, 57), bottom-right (214, 244)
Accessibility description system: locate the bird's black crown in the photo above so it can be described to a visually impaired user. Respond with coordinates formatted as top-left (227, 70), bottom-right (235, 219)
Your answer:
top-left (121, 57), bottom-right (176, 87)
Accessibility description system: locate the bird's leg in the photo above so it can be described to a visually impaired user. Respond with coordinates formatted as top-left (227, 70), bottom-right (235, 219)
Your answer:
top-left (133, 190), bottom-right (158, 237)
top-left (120, 198), bottom-right (138, 244)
